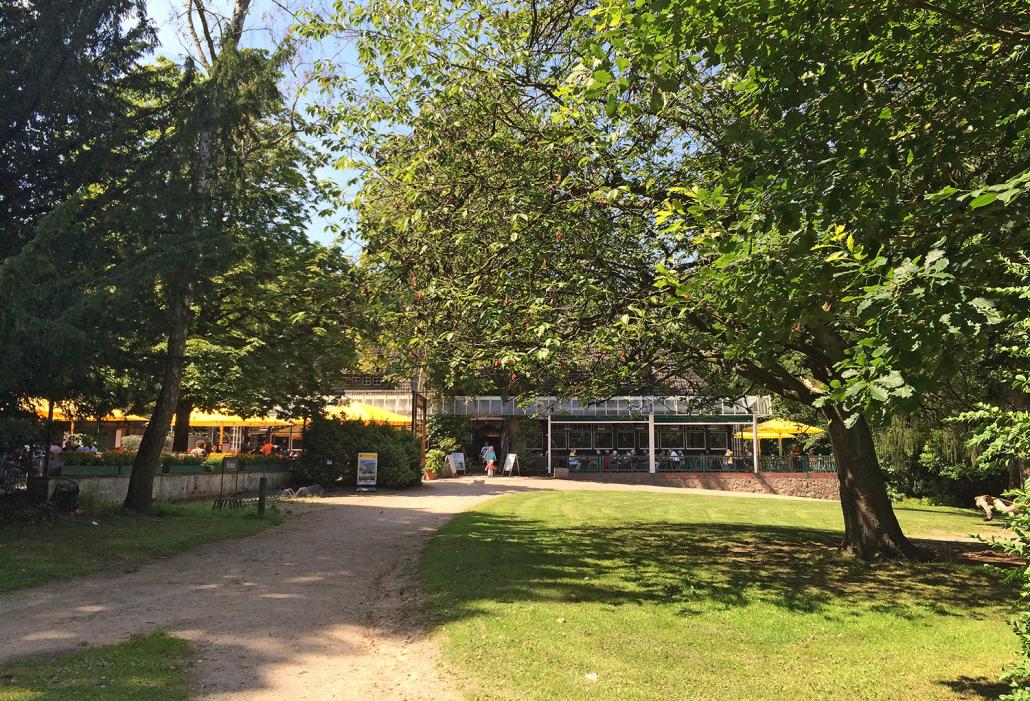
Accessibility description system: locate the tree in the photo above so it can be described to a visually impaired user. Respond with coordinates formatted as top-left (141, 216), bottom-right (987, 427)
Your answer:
top-left (307, 0), bottom-right (1028, 558)
top-left (0, 0), bottom-right (156, 420)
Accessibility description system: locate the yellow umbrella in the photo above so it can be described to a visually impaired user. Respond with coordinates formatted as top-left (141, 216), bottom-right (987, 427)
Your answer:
top-left (291, 401), bottom-right (410, 427)
top-left (737, 418), bottom-right (825, 441)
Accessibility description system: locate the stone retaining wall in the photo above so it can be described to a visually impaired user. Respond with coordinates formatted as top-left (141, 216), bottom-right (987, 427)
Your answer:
top-left (47, 470), bottom-right (294, 505)
top-left (564, 471), bottom-right (840, 500)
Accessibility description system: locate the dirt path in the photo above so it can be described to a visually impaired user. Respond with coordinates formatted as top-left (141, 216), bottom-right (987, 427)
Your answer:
top-left (0, 477), bottom-right (819, 699)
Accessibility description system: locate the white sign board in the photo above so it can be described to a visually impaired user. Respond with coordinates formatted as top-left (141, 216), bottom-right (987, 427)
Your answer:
top-left (447, 452), bottom-right (467, 475)
top-left (502, 453), bottom-right (519, 475)
top-left (357, 452), bottom-right (378, 491)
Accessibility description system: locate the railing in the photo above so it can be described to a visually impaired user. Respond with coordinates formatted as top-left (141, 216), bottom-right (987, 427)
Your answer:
top-left (758, 455), bottom-right (836, 473)
top-left (534, 453), bottom-right (837, 474)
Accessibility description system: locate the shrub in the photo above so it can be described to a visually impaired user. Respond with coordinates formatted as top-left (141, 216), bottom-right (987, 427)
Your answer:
top-left (436, 437), bottom-right (460, 455)
top-left (425, 448), bottom-right (447, 476)
top-left (67, 450), bottom-right (136, 466)
top-left (120, 435), bottom-right (143, 451)
top-left (990, 484), bottom-right (1030, 700)
top-left (297, 418), bottom-right (421, 488)
top-left (427, 414), bottom-right (473, 451)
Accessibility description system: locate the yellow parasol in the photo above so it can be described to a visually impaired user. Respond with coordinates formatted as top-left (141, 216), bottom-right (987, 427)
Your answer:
top-left (289, 401), bottom-right (410, 427)
top-left (737, 418), bottom-right (825, 441)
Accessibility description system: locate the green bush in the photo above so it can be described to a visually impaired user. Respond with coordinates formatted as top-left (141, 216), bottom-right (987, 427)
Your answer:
top-left (297, 418), bottom-right (421, 488)
top-left (990, 484), bottom-right (1030, 700)
top-left (120, 435), bottom-right (143, 451)
top-left (63, 450), bottom-right (135, 466)
top-left (427, 414), bottom-right (473, 451)
top-left (425, 448), bottom-right (447, 476)
top-left (435, 437), bottom-right (460, 455)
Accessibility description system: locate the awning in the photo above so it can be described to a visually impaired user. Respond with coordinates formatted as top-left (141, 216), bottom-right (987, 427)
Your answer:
top-left (188, 410), bottom-right (291, 428)
top-left (290, 402), bottom-right (410, 427)
top-left (29, 398), bottom-right (150, 423)
top-left (737, 418), bottom-right (825, 440)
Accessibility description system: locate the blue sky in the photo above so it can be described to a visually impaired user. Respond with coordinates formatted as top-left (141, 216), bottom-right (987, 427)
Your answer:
top-left (145, 0), bottom-right (359, 253)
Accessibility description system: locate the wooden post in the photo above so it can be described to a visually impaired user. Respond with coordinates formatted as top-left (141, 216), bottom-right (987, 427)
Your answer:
top-left (257, 477), bottom-right (267, 517)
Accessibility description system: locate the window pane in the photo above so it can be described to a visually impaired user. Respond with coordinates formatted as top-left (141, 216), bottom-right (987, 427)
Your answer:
top-left (550, 430), bottom-right (567, 449)
top-left (616, 432), bottom-right (635, 449)
top-left (707, 428), bottom-right (728, 450)
top-left (568, 430), bottom-right (592, 449)
top-left (658, 429), bottom-right (684, 449)
top-left (594, 431), bottom-right (613, 450)
top-left (636, 430), bottom-right (650, 449)
top-left (685, 430), bottom-right (706, 450)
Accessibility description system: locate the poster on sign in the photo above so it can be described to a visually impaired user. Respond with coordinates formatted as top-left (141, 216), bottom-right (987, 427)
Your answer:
top-left (447, 452), bottom-right (466, 475)
top-left (356, 452), bottom-right (378, 492)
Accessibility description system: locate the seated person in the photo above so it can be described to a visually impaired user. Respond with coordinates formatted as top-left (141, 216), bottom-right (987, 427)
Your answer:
top-left (189, 440), bottom-right (208, 457)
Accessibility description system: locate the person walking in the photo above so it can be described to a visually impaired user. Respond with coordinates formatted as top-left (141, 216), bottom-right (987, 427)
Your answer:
top-left (483, 443), bottom-right (497, 476)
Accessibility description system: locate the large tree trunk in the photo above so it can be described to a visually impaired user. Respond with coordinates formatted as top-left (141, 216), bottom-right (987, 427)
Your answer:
top-left (822, 405), bottom-right (918, 559)
top-left (124, 285), bottom-right (191, 511)
top-left (171, 402), bottom-right (193, 453)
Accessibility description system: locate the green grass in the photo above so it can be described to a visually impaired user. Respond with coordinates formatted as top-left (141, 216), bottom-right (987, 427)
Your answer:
top-left (0, 632), bottom-right (190, 701)
top-left (0, 502), bottom-right (282, 592)
top-left (422, 491), bottom-right (1016, 701)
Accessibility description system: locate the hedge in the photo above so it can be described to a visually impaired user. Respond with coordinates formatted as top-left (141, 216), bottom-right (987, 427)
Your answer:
top-left (297, 418), bottom-right (421, 489)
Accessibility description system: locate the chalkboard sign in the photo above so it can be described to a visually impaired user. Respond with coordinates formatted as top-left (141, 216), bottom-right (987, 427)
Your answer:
top-left (447, 452), bottom-right (466, 475)
top-left (502, 453), bottom-right (519, 475)
top-left (222, 456), bottom-right (240, 473)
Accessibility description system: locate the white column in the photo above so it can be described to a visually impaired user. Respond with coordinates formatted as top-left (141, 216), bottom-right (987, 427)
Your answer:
top-left (648, 413), bottom-right (656, 474)
top-left (751, 414), bottom-right (760, 474)
top-left (546, 415), bottom-right (552, 475)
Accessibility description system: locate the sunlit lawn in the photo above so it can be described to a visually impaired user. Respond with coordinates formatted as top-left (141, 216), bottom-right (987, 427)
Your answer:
top-left (0, 632), bottom-right (189, 701)
top-left (0, 502), bottom-right (282, 592)
top-left (422, 491), bottom-right (1015, 701)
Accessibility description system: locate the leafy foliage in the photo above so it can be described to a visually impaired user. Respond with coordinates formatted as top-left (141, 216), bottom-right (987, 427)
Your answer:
top-left (988, 485), bottom-right (1030, 700)
top-left (426, 414), bottom-right (474, 452)
top-left (304, 0), bottom-right (1029, 556)
top-left (297, 418), bottom-right (421, 488)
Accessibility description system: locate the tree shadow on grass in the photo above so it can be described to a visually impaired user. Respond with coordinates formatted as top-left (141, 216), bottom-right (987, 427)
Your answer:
top-left (425, 510), bottom-right (1015, 624)
top-left (937, 675), bottom-right (1010, 699)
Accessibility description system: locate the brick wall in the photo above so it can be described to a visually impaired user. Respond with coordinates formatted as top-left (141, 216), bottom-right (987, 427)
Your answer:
top-left (565, 471), bottom-right (840, 500)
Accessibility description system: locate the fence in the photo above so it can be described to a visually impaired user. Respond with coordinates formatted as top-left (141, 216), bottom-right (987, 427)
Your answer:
top-left (531, 454), bottom-right (836, 474)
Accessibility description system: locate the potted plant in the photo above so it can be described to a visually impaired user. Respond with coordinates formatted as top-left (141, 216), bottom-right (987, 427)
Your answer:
top-left (424, 448), bottom-right (446, 481)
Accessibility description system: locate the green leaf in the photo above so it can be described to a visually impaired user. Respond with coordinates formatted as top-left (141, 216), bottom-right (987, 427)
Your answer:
top-left (969, 193), bottom-right (998, 209)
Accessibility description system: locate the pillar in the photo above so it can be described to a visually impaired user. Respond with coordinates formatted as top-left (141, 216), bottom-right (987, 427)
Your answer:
top-left (546, 414), bottom-right (552, 475)
top-left (752, 415), bottom-right (760, 474)
top-left (647, 413), bottom-right (656, 474)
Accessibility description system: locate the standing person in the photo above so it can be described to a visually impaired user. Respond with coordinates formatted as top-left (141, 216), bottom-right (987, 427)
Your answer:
top-left (789, 444), bottom-right (803, 471)
top-left (483, 443), bottom-right (497, 476)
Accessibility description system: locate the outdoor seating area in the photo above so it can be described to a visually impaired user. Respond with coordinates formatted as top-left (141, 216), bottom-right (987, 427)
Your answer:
top-left (533, 415), bottom-right (832, 477)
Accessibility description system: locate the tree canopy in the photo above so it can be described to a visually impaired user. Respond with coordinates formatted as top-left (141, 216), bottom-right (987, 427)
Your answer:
top-left (306, 0), bottom-right (1029, 558)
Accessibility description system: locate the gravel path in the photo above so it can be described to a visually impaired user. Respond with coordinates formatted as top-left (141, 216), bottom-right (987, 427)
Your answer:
top-left (0, 477), bottom-right (814, 699)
